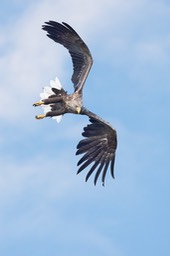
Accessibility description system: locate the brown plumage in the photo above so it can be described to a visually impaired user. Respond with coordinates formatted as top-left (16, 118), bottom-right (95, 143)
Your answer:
top-left (33, 21), bottom-right (117, 186)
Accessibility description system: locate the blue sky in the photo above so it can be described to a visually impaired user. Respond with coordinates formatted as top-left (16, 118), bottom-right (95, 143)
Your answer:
top-left (0, 0), bottom-right (170, 255)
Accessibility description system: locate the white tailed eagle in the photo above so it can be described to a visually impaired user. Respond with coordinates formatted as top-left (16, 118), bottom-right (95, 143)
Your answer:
top-left (33, 21), bottom-right (117, 186)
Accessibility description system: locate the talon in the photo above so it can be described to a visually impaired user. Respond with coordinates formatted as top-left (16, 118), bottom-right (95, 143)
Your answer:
top-left (33, 101), bottom-right (44, 107)
top-left (35, 114), bottom-right (46, 119)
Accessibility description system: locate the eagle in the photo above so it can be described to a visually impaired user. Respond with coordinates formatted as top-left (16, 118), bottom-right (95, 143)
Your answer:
top-left (33, 21), bottom-right (117, 186)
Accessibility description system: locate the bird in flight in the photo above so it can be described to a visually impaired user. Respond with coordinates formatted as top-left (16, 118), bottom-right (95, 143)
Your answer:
top-left (33, 21), bottom-right (117, 186)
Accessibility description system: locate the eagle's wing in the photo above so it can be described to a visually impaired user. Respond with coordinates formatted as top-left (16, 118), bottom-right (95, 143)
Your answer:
top-left (42, 21), bottom-right (93, 92)
top-left (76, 115), bottom-right (117, 186)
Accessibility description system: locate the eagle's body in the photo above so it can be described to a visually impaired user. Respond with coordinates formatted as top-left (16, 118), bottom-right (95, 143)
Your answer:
top-left (42, 91), bottom-right (83, 116)
top-left (34, 21), bottom-right (117, 185)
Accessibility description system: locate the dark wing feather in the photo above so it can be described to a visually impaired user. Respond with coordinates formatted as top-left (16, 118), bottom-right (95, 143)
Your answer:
top-left (42, 21), bottom-right (93, 92)
top-left (76, 117), bottom-right (117, 186)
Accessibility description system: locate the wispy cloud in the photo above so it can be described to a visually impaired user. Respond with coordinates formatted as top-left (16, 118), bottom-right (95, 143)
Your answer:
top-left (0, 1), bottom-right (170, 255)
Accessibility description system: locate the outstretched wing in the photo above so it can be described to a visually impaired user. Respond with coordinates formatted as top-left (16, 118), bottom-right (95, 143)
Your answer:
top-left (42, 21), bottom-right (93, 92)
top-left (76, 116), bottom-right (117, 186)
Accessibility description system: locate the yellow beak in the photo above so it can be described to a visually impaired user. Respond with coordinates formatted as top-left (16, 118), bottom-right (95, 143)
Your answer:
top-left (76, 107), bottom-right (81, 114)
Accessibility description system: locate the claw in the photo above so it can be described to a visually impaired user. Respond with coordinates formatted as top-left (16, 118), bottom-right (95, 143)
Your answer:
top-left (33, 101), bottom-right (43, 107)
top-left (35, 114), bottom-right (46, 119)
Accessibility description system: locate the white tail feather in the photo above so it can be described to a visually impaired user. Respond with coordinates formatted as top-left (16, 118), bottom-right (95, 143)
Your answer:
top-left (52, 115), bottom-right (63, 123)
top-left (40, 77), bottom-right (63, 123)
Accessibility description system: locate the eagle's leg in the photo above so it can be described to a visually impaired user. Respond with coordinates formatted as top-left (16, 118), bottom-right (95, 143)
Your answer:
top-left (33, 96), bottom-right (63, 107)
top-left (46, 109), bottom-right (65, 117)
top-left (35, 109), bottom-right (65, 120)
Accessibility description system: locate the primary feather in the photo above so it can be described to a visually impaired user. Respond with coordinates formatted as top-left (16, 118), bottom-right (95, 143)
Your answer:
top-left (42, 21), bottom-right (93, 92)
top-left (76, 117), bottom-right (117, 185)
